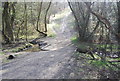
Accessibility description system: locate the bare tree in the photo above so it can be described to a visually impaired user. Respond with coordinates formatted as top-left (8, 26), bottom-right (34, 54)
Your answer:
top-left (68, 1), bottom-right (91, 42)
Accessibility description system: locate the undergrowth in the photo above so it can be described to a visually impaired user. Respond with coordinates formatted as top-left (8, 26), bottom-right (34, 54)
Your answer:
top-left (71, 36), bottom-right (120, 72)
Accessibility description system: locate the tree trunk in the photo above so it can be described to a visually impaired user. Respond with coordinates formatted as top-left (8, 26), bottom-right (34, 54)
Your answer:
top-left (68, 2), bottom-right (81, 39)
top-left (117, 2), bottom-right (120, 36)
top-left (68, 2), bottom-right (91, 41)
top-left (2, 2), bottom-right (14, 44)
top-left (117, 1), bottom-right (120, 57)
top-left (44, 2), bottom-right (51, 32)
top-left (24, 3), bottom-right (28, 41)
top-left (36, 2), bottom-right (42, 32)
top-left (11, 2), bottom-right (16, 30)
top-left (35, 2), bottom-right (47, 37)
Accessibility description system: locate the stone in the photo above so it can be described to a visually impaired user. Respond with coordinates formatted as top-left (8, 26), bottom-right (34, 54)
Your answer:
top-left (69, 73), bottom-right (75, 78)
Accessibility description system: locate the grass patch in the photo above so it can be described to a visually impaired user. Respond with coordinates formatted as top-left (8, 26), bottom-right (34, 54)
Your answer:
top-left (91, 60), bottom-right (108, 67)
top-left (2, 59), bottom-right (10, 63)
top-left (71, 36), bottom-right (93, 50)
top-left (0, 51), bottom-right (5, 55)
top-left (72, 37), bottom-right (120, 71)
top-left (3, 43), bottom-right (33, 53)
top-left (90, 59), bottom-right (120, 71)
top-left (71, 36), bottom-right (79, 44)
top-left (11, 48), bottom-right (20, 52)
top-left (48, 34), bottom-right (56, 38)
top-left (71, 37), bottom-right (120, 52)
top-left (95, 44), bottom-right (119, 50)
top-left (24, 44), bottom-right (40, 52)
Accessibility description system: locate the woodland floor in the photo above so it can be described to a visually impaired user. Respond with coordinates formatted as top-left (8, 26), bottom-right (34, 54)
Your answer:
top-left (1, 7), bottom-right (119, 79)
top-left (1, 31), bottom-right (119, 79)
top-left (1, 30), bottom-right (78, 79)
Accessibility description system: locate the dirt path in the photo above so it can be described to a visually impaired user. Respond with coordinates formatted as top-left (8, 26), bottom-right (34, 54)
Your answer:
top-left (1, 7), bottom-right (79, 79)
top-left (2, 33), bottom-right (77, 79)
top-left (1, 5), bottom-right (119, 79)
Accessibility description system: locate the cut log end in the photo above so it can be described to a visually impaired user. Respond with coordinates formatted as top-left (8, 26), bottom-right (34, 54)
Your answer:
top-left (8, 55), bottom-right (15, 60)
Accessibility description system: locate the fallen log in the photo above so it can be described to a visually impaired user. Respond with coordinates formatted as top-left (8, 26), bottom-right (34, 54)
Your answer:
top-left (108, 60), bottom-right (120, 62)
top-left (8, 55), bottom-right (15, 60)
top-left (76, 48), bottom-right (95, 60)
